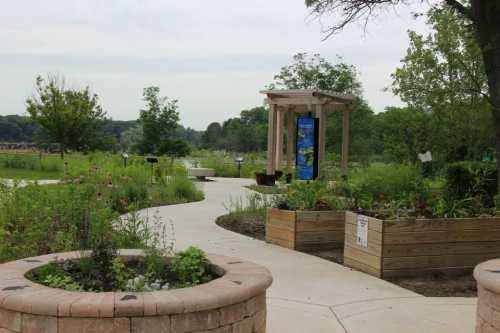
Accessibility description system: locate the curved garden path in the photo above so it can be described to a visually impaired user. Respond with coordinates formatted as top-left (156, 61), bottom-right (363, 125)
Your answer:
top-left (152, 177), bottom-right (476, 333)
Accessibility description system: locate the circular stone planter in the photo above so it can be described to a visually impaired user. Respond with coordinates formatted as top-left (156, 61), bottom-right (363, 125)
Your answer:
top-left (474, 259), bottom-right (500, 333)
top-left (0, 250), bottom-right (272, 333)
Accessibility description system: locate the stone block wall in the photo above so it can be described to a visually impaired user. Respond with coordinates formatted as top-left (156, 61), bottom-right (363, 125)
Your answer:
top-left (0, 251), bottom-right (272, 333)
top-left (474, 259), bottom-right (500, 333)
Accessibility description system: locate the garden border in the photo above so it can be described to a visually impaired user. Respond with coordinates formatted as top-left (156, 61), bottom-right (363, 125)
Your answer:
top-left (0, 250), bottom-right (272, 333)
top-left (266, 208), bottom-right (345, 251)
top-left (344, 211), bottom-right (500, 278)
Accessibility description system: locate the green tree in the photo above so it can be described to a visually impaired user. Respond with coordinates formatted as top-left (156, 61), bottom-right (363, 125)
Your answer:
top-left (372, 107), bottom-right (431, 163)
top-left (270, 53), bottom-right (374, 161)
top-left (158, 139), bottom-right (191, 165)
top-left (391, 7), bottom-right (493, 162)
top-left (305, 0), bottom-right (500, 192)
top-left (137, 87), bottom-right (180, 155)
top-left (26, 75), bottom-right (107, 158)
top-left (270, 53), bottom-right (361, 94)
top-left (201, 122), bottom-right (223, 149)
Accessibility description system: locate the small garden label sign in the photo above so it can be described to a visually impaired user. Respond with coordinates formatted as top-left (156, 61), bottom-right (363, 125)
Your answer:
top-left (356, 215), bottom-right (369, 248)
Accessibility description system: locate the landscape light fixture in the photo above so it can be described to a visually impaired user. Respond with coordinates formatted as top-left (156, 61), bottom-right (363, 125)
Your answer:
top-left (121, 152), bottom-right (129, 168)
top-left (235, 157), bottom-right (244, 178)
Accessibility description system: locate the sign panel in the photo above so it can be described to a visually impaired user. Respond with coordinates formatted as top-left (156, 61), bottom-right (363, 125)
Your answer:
top-left (296, 117), bottom-right (319, 180)
top-left (356, 215), bottom-right (369, 248)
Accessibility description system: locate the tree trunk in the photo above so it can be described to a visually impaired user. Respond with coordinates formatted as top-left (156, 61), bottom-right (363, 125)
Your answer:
top-left (471, 0), bottom-right (500, 194)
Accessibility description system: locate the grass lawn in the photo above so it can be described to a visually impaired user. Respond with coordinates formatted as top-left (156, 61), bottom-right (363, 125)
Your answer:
top-left (245, 184), bottom-right (286, 195)
top-left (0, 167), bottom-right (61, 180)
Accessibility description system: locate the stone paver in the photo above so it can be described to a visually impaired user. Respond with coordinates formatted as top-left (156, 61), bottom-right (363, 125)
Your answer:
top-left (151, 177), bottom-right (477, 333)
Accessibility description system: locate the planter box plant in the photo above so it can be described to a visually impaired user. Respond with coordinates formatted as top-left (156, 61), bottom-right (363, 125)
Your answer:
top-left (266, 208), bottom-right (345, 251)
top-left (0, 250), bottom-right (272, 333)
top-left (344, 211), bottom-right (500, 278)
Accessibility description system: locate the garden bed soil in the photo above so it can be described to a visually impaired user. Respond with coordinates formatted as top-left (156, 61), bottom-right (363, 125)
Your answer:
top-left (387, 272), bottom-right (477, 297)
top-left (216, 212), bottom-right (265, 240)
top-left (216, 211), bottom-right (478, 297)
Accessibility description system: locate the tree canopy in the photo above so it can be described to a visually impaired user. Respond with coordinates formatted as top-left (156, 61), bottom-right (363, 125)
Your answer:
top-left (26, 75), bottom-right (108, 158)
top-left (136, 86), bottom-right (181, 155)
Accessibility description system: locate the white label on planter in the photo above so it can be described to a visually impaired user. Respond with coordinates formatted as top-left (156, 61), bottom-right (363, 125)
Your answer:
top-left (357, 215), bottom-right (369, 248)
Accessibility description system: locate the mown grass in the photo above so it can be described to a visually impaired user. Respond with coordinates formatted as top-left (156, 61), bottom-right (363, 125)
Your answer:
top-left (190, 150), bottom-right (266, 178)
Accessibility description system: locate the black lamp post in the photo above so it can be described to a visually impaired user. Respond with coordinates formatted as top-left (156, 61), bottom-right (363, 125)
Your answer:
top-left (121, 153), bottom-right (129, 168)
top-left (235, 157), bottom-right (244, 178)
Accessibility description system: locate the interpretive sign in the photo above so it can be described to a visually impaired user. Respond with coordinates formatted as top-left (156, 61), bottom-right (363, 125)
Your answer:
top-left (296, 117), bottom-right (319, 180)
top-left (356, 215), bottom-right (369, 248)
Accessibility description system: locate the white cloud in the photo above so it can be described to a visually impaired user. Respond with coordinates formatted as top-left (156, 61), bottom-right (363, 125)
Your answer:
top-left (0, 0), bottom-right (431, 130)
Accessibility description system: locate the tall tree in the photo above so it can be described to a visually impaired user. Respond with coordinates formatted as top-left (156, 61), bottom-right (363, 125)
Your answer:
top-left (270, 53), bottom-right (362, 94)
top-left (201, 122), bottom-right (223, 149)
top-left (26, 75), bottom-right (107, 158)
top-left (137, 87), bottom-right (180, 155)
top-left (391, 7), bottom-right (493, 161)
top-left (305, 0), bottom-right (500, 191)
top-left (270, 52), bottom-right (374, 161)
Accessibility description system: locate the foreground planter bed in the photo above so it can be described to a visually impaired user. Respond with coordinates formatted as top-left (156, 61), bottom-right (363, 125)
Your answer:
top-left (266, 208), bottom-right (345, 251)
top-left (474, 259), bottom-right (500, 333)
top-left (344, 211), bottom-right (500, 278)
top-left (0, 250), bottom-right (272, 333)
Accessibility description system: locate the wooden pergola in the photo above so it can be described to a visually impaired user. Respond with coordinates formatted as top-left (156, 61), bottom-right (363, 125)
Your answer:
top-left (260, 89), bottom-right (355, 179)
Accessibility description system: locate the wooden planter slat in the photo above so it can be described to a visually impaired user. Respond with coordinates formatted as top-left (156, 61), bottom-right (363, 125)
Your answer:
top-left (344, 211), bottom-right (500, 278)
top-left (266, 208), bottom-right (345, 251)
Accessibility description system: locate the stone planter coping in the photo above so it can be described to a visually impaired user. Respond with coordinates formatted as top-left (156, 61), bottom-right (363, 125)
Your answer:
top-left (475, 259), bottom-right (500, 294)
top-left (187, 168), bottom-right (215, 178)
top-left (0, 250), bottom-right (273, 318)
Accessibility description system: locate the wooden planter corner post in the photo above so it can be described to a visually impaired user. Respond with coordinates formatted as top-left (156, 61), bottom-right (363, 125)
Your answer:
top-left (266, 208), bottom-right (345, 251)
top-left (344, 211), bottom-right (500, 278)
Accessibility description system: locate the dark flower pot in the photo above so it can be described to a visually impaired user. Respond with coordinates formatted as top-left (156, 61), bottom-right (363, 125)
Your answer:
top-left (265, 174), bottom-right (276, 186)
top-left (275, 170), bottom-right (283, 180)
top-left (255, 172), bottom-right (266, 186)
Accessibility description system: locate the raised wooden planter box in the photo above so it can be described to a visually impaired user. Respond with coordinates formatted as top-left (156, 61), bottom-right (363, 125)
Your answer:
top-left (266, 208), bottom-right (345, 251)
top-left (344, 211), bottom-right (500, 278)
top-left (0, 250), bottom-right (272, 333)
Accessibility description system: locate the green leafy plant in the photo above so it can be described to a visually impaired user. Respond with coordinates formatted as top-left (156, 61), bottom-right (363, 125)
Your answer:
top-left (170, 247), bottom-right (212, 288)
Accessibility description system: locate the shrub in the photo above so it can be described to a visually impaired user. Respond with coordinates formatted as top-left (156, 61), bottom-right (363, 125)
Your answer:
top-left (445, 161), bottom-right (497, 207)
top-left (273, 180), bottom-right (346, 211)
top-left (348, 164), bottom-right (427, 209)
top-left (170, 246), bottom-right (212, 288)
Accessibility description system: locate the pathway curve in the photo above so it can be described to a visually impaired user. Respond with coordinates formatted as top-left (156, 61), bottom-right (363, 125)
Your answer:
top-left (153, 177), bottom-right (476, 333)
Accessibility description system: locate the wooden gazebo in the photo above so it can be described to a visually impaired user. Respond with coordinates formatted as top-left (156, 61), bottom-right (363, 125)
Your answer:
top-left (260, 89), bottom-right (355, 179)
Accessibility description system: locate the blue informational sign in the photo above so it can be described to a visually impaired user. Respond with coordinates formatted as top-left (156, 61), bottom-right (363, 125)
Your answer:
top-left (296, 117), bottom-right (319, 180)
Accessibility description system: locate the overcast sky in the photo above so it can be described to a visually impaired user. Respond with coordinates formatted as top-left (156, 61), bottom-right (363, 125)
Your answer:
top-left (0, 0), bottom-right (431, 130)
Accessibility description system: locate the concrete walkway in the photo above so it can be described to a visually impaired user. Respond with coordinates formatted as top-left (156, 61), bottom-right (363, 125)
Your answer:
top-left (1, 178), bottom-right (60, 188)
top-left (153, 177), bottom-right (476, 333)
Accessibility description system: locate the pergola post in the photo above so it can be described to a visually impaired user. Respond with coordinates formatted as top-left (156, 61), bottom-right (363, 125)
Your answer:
top-left (315, 104), bottom-right (325, 177)
top-left (275, 109), bottom-right (284, 170)
top-left (341, 108), bottom-right (350, 176)
top-left (286, 109), bottom-right (295, 176)
top-left (266, 104), bottom-right (277, 176)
